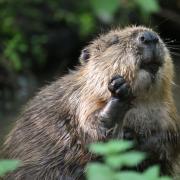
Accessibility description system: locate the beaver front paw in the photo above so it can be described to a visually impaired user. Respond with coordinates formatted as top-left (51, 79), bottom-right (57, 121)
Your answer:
top-left (108, 75), bottom-right (132, 100)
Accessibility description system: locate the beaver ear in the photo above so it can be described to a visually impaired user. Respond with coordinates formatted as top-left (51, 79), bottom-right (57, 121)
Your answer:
top-left (80, 48), bottom-right (90, 64)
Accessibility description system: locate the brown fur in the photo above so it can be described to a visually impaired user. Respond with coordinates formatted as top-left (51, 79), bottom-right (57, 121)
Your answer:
top-left (2, 26), bottom-right (180, 179)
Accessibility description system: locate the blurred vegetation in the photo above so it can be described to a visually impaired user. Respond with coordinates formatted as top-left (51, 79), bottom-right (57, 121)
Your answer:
top-left (86, 140), bottom-right (171, 180)
top-left (0, 0), bottom-right (159, 73)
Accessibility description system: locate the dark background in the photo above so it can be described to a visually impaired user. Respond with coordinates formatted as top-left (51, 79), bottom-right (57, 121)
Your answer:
top-left (0, 0), bottom-right (180, 144)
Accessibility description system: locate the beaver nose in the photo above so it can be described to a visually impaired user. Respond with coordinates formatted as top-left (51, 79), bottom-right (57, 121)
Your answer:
top-left (138, 31), bottom-right (159, 44)
top-left (138, 31), bottom-right (163, 74)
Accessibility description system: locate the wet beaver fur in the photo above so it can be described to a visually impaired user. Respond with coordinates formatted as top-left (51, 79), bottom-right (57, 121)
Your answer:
top-left (3, 26), bottom-right (180, 179)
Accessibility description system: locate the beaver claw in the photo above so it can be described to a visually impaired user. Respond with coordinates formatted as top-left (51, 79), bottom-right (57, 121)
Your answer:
top-left (108, 75), bottom-right (132, 100)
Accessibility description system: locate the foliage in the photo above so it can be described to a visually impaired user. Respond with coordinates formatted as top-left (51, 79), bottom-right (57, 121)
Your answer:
top-left (0, 159), bottom-right (20, 177)
top-left (86, 140), bottom-right (171, 180)
top-left (0, 0), bottom-right (160, 73)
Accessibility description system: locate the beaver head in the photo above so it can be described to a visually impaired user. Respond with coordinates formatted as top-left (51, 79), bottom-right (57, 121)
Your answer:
top-left (80, 26), bottom-right (173, 99)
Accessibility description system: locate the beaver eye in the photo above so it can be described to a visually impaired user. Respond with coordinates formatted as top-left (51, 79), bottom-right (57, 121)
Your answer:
top-left (108, 35), bottom-right (119, 46)
top-left (80, 48), bottom-right (90, 63)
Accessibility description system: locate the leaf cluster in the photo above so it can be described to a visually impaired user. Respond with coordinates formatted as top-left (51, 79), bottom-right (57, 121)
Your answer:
top-left (86, 140), bottom-right (171, 180)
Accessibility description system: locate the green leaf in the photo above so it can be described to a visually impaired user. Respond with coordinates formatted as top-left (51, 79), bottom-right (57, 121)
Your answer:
top-left (9, 52), bottom-right (22, 71)
top-left (86, 163), bottom-right (113, 180)
top-left (0, 160), bottom-right (20, 177)
top-left (79, 13), bottom-right (95, 36)
top-left (134, 0), bottom-right (160, 14)
top-left (159, 177), bottom-right (172, 180)
top-left (89, 140), bottom-right (133, 155)
top-left (143, 165), bottom-right (172, 179)
top-left (18, 43), bottom-right (28, 53)
top-left (115, 171), bottom-right (144, 180)
top-left (90, 0), bottom-right (120, 22)
top-left (143, 165), bottom-right (160, 179)
top-left (105, 151), bottom-right (145, 168)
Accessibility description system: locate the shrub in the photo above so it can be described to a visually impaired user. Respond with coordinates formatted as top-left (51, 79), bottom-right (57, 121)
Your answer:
top-left (86, 140), bottom-right (171, 180)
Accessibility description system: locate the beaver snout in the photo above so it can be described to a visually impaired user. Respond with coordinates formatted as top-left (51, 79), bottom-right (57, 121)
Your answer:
top-left (137, 31), bottom-right (163, 75)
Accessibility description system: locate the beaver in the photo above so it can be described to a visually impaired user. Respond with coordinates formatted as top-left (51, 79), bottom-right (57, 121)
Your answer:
top-left (2, 26), bottom-right (180, 179)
